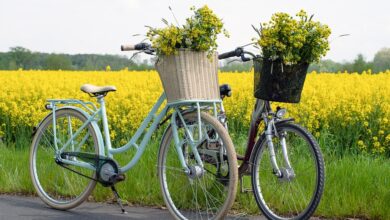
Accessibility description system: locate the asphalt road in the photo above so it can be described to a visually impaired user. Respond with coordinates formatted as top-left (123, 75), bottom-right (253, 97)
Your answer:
top-left (0, 195), bottom-right (262, 220)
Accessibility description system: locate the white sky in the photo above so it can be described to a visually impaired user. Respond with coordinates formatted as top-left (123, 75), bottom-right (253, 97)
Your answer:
top-left (1, 0), bottom-right (389, 62)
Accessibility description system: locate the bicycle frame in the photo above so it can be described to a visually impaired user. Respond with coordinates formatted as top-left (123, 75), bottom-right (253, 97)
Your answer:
top-left (237, 99), bottom-right (264, 174)
top-left (236, 99), bottom-right (294, 176)
top-left (46, 92), bottom-right (224, 174)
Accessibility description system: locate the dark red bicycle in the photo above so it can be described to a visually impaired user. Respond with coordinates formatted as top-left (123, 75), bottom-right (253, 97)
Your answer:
top-left (218, 47), bottom-right (325, 220)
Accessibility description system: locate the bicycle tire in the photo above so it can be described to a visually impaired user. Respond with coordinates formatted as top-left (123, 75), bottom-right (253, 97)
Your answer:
top-left (158, 112), bottom-right (238, 219)
top-left (30, 108), bottom-right (99, 210)
top-left (251, 122), bottom-right (325, 220)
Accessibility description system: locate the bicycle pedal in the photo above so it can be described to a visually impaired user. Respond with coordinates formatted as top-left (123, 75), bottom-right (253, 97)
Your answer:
top-left (108, 173), bottom-right (126, 184)
top-left (239, 174), bottom-right (253, 193)
top-left (241, 188), bottom-right (253, 193)
top-left (115, 174), bottom-right (126, 182)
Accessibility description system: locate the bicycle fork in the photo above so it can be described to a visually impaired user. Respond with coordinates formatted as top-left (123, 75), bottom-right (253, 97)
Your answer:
top-left (264, 117), bottom-right (295, 181)
top-left (170, 109), bottom-right (204, 176)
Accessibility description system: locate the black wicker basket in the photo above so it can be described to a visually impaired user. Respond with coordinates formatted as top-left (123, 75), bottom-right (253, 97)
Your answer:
top-left (254, 58), bottom-right (309, 103)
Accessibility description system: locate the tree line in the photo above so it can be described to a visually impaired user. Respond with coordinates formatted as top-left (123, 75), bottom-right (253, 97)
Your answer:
top-left (0, 46), bottom-right (389, 73)
top-left (221, 48), bottom-right (390, 73)
top-left (0, 47), bottom-right (154, 71)
top-left (308, 48), bottom-right (390, 73)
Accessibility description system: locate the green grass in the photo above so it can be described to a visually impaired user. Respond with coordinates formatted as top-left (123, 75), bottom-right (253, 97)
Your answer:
top-left (318, 155), bottom-right (390, 219)
top-left (0, 139), bottom-right (389, 219)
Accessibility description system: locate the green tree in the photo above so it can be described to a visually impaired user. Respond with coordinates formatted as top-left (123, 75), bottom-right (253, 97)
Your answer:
top-left (0, 52), bottom-right (11, 69)
top-left (373, 48), bottom-right (390, 73)
top-left (341, 61), bottom-right (353, 73)
top-left (83, 58), bottom-right (95, 70)
top-left (352, 54), bottom-right (373, 73)
top-left (45, 54), bottom-right (72, 70)
top-left (220, 59), bottom-right (252, 72)
top-left (8, 60), bottom-right (17, 70)
top-left (0, 47), bottom-right (154, 71)
top-left (9, 46), bottom-right (33, 69)
top-left (309, 59), bottom-right (343, 72)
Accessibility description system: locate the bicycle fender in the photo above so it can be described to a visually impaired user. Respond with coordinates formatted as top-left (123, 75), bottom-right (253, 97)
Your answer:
top-left (32, 106), bottom-right (105, 156)
top-left (248, 118), bottom-right (295, 165)
top-left (275, 118), bottom-right (295, 125)
top-left (32, 113), bottom-right (53, 137)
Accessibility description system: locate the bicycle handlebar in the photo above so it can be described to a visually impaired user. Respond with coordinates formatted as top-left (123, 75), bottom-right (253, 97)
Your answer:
top-left (121, 44), bottom-right (135, 51)
top-left (121, 43), bottom-right (152, 51)
top-left (218, 47), bottom-right (257, 62)
top-left (218, 48), bottom-right (243, 60)
top-left (121, 42), bottom-right (155, 55)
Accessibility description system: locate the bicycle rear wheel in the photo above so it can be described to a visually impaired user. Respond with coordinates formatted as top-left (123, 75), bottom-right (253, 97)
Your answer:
top-left (30, 108), bottom-right (99, 210)
top-left (158, 112), bottom-right (238, 219)
top-left (251, 122), bottom-right (325, 220)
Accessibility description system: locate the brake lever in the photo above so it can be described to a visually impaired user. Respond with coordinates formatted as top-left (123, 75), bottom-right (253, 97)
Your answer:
top-left (241, 54), bottom-right (251, 62)
top-left (144, 49), bottom-right (155, 55)
top-left (129, 51), bottom-right (143, 61)
top-left (227, 59), bottom-right (243, 64)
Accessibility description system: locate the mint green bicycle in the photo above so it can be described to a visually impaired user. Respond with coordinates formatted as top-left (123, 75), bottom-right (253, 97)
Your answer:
top-left (29, 43), bottom-right (238, 220)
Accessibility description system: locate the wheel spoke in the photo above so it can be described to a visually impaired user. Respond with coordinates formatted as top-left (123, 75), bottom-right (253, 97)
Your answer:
top-left (252, 124), bottom-right (324, 219)
top-left (30, 109), bottom-right (98, 209)
top-left (159, 112), bottom-right (237, 219)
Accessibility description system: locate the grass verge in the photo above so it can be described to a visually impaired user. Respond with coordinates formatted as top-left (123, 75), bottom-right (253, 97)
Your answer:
top-left (0, 141), bottom-right (389, 219)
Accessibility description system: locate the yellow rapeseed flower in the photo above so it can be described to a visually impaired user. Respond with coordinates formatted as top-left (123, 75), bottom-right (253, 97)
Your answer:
top-left (0, 70), bottom-right (389, 155)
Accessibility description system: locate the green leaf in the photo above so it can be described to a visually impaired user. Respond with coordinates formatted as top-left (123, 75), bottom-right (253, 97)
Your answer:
top-left (251, 24), bottom-right (261, 37)
top-left (161, 18), bottom-right (169, 26)
top-left (309, 14), bottom-right (314, 22)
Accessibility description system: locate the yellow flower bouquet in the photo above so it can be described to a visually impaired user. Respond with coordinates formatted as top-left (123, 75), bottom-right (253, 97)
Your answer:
top-left (146, 6), bottom-right (229, 103)
top-left (252, 10), bottom-right (331, 103)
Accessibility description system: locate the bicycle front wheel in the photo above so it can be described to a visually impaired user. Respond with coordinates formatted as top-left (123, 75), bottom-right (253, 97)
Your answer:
top-left (30, 108), bottom-right (99, 210)
top-left (251, 122), bottom-right (325, 220)
top-left (158, 112), bottom-right (238, 219)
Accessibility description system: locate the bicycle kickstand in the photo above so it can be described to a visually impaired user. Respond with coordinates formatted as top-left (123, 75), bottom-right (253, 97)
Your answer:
top-left (111, 185), bottom-right (127, 214)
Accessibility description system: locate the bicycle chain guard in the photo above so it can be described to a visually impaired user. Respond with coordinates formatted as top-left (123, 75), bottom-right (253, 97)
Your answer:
top-left (58, 152), bottom-right (125, 187)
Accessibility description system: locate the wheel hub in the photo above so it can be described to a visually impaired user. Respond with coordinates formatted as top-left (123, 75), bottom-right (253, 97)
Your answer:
top-left (279, 167), bottom-right (295, 182)
top-left (188, 165), bottom-right (205, 179)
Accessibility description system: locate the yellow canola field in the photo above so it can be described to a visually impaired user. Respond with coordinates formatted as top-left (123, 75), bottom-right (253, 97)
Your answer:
top-left (0, 70), bottom-right (389, 154)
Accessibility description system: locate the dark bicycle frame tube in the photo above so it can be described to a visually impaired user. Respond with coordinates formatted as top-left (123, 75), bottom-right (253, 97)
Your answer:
top-left (238, 99), bottom-right (268, 174)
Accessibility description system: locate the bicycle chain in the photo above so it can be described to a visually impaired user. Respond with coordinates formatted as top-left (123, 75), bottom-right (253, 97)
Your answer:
top-left (57, 161), bottom-right (98, 182)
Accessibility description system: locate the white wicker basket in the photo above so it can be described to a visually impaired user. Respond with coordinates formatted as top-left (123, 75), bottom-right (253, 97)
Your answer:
top-left (155, 50), bottom-right (219, 103)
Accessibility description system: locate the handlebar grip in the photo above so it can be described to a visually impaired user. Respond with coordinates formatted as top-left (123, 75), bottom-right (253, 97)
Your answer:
top-left (121, 43), bottom-right (151, 51)
top-left (121, 44), bottom-right (135, 51)
top-left (218, 47), bottom-right (243, 60)
top-left (218, 51), bottom-right (237, 60)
